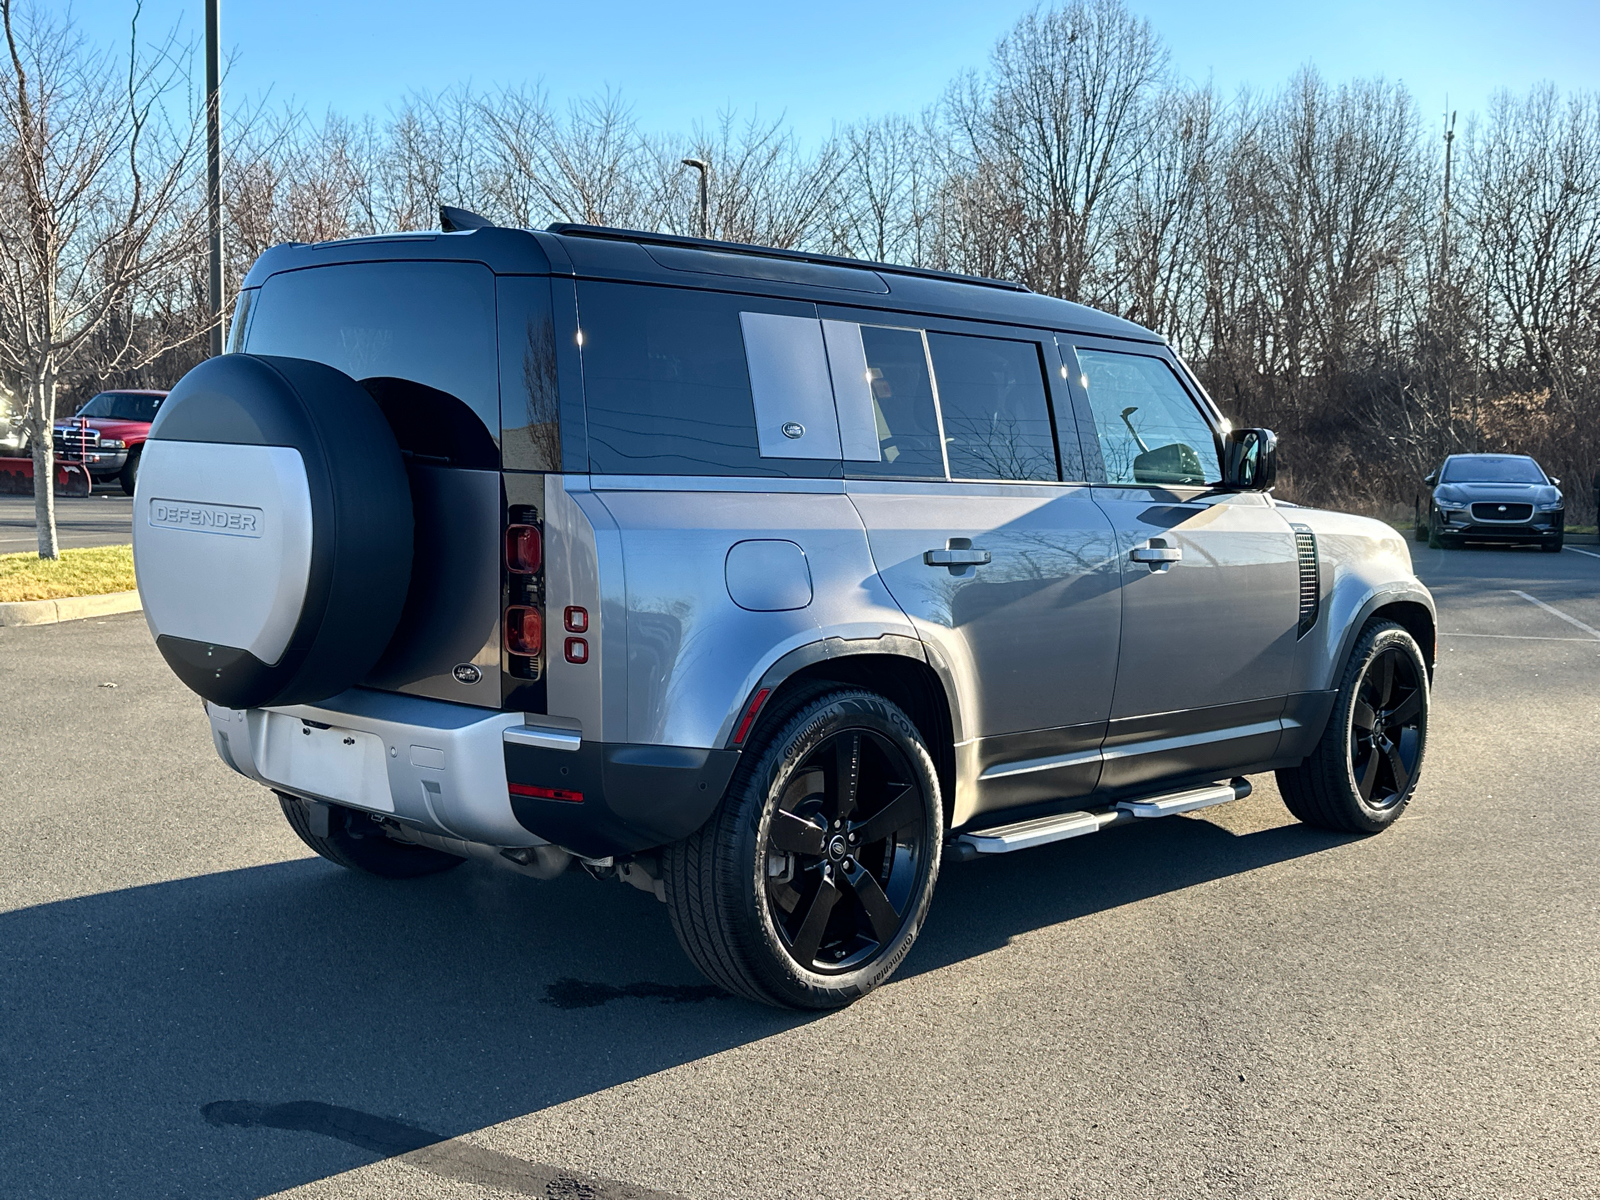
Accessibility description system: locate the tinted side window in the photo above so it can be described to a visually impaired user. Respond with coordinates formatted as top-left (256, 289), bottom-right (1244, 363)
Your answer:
top-left (245, 262), bottom-right (500, 454)
top-left (851, 325), bottom-right (945, 479)
top-left (1074, 348), bottom-right (1219, 486)
top-left (577, 282), bottom-right (836, 477)
top-left (928, 333), bottom-right (1058, 482)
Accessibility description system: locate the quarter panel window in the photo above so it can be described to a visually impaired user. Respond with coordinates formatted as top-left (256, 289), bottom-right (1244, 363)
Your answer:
top-left (1074, 348), bottom-right (1219, 486)
top-left (928, 332), bottom-right (1057, 482)
top-left (498, 276), bottom-right (562, 473)
top-left (577, 282), bottom-right (838, 477)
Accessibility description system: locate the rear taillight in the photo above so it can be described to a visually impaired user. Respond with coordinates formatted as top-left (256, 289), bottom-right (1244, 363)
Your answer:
top-left (506, 504), bottom-right (544, 683)
top-left (506, 524), bottom-right (542, 574)
top-left (505, 605), bottom-right (543, 656)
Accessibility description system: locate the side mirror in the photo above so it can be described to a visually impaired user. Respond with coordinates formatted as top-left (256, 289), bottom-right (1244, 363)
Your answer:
top-left (1424, 470), bottom-right (1439, 486)
top-left (1223, 427), bottom-right (1277, 491)
top-left (1550, 476), bottom-right (1561, 486)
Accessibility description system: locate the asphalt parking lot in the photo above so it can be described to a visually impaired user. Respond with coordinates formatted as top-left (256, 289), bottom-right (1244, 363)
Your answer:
top-left (0, 490), bottom-right (134, 553)
top-left (1, 542), bottom-right (1597, 1199)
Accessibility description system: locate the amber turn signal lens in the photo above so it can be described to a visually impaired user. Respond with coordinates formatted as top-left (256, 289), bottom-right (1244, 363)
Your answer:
top-left (506, 524), bottom-right (542, 574)
top-left (505, 605), bottom-right (543, 655)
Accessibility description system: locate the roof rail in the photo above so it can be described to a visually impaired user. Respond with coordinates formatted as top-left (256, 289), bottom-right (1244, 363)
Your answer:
top-left (546, 223), bottom-right (1030, 294)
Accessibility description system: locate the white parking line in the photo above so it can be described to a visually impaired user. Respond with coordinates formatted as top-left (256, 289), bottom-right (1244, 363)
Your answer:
top-left (1442, 632), bottom-right (1600, 642)
top-left (1564, 546), bottom-right (1600, 560)
top-left (1511, 590), bottom-right (1600, 640)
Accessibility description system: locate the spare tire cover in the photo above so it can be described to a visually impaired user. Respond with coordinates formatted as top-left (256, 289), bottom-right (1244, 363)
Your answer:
top-left (133, 354), bottom-right (414, 708)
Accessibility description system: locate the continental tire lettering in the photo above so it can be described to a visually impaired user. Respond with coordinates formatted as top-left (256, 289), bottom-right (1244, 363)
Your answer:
top-left (148, 498), bottom-right (265, 538)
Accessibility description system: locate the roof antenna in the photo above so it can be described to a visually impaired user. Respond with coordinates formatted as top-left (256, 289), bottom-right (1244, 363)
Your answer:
top-left (440, 205), bottom-right (494, 232)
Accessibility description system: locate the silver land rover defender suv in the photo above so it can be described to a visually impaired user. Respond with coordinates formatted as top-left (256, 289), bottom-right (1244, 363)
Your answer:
top-left (131, 218), bottom-right (1435, 1009)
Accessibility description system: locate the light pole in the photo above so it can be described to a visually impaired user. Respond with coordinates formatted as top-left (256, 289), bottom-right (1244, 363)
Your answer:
top-left (205, 0), bottom-right (223, 356)
top-left (681, 158), bottom-right (709, 239)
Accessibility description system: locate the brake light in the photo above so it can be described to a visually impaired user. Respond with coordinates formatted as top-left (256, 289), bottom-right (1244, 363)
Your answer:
top-left (505, 606), bottom-right (543, 656)
top-left (509, 782), bottom-right (583, 803)
top-left (506, 524), bottom-right (542, 574)
top-left (733, 687), bottom-right (772, 745)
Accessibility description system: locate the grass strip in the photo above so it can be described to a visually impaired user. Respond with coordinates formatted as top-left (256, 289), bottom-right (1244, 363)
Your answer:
top-left (0, 544), bottom-right (136, 602)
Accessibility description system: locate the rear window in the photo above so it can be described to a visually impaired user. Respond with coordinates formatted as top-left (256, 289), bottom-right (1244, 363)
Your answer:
top-left (576, 282), bottom-right (838, 477)
top-left (243, 262), bottom-right (500, 456)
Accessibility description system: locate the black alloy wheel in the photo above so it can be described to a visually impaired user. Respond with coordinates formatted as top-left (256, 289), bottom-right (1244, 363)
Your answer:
top-left (664, 688), bottom-right (943, 1009)
top-left (764, 728), bottom-right (929, 974)
top-left (1277, 619), bottom-right (1430, 834)
top-left (1348, 646), bottom-right (1424, 809)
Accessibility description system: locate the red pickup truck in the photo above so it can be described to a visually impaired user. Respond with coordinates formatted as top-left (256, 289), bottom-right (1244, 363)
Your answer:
top-left (54, 389), bottom-right (167, 494)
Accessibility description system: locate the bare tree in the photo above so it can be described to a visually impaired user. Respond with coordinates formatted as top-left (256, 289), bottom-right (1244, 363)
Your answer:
top-left (0, 0), bottom-right (206, 557)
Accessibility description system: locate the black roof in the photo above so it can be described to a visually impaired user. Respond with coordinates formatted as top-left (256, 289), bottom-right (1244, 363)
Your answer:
top-left (240, 225), bottom-right (1160, 343)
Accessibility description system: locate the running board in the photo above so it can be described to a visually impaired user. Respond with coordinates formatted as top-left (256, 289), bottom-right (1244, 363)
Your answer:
top-left (955, 778), bottom-right (1251, 859)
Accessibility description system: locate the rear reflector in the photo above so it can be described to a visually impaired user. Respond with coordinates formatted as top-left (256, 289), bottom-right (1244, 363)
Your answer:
top-left (564, 606), bottom-right (588, 633)
top-left (733, 687), bottom-right (772, 745)
top-left (506, 524), bottom-right (543, 574)
top-left (509, 782), bottom-right (583, 803)
top-left (564, 637), bottom-right (589, 664)
top-left (505, 606), bottom-right (543, 655)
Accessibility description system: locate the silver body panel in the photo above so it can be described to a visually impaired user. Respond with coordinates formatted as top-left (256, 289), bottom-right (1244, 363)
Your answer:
top-left (582, 481), bottom-right (914, 748)
top-left (847, 478), bottom-right (1122, 821)
top-left (1091, 486), bottom-right (1299, 790)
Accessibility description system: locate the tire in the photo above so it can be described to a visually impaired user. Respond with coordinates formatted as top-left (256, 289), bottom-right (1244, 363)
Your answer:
top-left (1426, 513), bottom-right (1453, 549)
top-left (663, 689), bottom-right (943, 1009)
top-left (118, 445), bottom-right (140, 495)
top-left (1414, 519), bottom-right (1427, 542)
top-left (1542, 537), bottom-right (1563, 553)
top-left (1277, 620), bottom-right (1429, 834)
top-left (277, 791), bottom-right (465, 878)
top-left (133, 354), bottom-right (414, 709)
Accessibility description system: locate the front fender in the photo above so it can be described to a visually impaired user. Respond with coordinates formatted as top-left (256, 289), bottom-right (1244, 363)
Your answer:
top-left (1286, 507), bottom-right (1436, 694)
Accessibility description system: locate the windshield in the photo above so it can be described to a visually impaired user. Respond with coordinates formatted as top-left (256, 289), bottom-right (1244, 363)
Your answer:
top-left (1440, 456), bottom-right (1547, 485)
top-left (77, 392), bottom-right (163, 422)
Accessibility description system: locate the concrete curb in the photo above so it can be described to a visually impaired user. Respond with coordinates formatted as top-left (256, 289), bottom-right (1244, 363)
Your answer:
top-left (0, 590), bottom-right (142, 627)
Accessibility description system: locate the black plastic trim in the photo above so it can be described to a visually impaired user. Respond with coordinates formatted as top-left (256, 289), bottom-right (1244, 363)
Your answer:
top-left (550, 223), bottom-right (1026, 292)
top-left (506, 741), bottom-right (740, 857)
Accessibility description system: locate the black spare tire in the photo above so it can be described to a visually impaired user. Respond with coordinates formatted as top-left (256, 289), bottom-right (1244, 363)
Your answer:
top-left (132, 354), bottom-right (414, 709)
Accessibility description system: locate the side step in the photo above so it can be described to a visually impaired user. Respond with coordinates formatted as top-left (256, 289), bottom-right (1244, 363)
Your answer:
top-left (955, 778), bottom-right (1251, 860)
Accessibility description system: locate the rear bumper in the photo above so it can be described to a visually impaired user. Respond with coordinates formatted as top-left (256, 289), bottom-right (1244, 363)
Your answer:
top-left (505, 739), bottom-right (739, 858)
top-left (206, 686), bottom-right (736, 856)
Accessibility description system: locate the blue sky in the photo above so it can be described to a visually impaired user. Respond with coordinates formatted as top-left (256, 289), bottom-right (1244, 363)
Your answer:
top-left (77, 0), bottom-right (1600, 143)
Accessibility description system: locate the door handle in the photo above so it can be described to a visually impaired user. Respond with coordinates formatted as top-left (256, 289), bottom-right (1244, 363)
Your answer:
top-left (924, 548), bottom-right (991, 567)
top-left (1130, 540), bottom-right (1181, 572)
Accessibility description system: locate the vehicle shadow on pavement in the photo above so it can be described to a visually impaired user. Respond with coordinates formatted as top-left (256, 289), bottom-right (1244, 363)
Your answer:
top-left (0, 814), bottom-right (1345, 1198)
top-left (908, 815), bottom-right (1345, 976)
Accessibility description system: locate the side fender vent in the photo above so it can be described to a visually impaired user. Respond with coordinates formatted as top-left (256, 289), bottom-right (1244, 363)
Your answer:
top-left (1291, 523), bottom-right (1319, 638)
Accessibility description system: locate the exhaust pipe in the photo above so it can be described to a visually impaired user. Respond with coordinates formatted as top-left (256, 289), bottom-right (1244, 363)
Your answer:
top-left (396, 828), bottom-right (573, 879)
